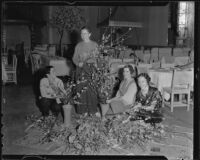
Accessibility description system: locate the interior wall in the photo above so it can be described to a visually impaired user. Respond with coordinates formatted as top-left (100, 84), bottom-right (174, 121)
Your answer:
top-left (5, 25), bottom-right (31, 49)
top-left (98, 6), bottom-right (169, 46)
top-left (29, 5), bottom-right (169, 47)
top-left (47, 6), bottom-right (100, 45)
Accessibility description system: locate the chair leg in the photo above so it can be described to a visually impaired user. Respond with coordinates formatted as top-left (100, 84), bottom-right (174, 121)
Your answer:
top-left (187, 92), bottom-right (190, 111)
top-left (15, 73), bottom-right (17, 84)
top-left (162, 90), bottom-right (165, 108)
top-left (171, 93), bottom-right (174, 112)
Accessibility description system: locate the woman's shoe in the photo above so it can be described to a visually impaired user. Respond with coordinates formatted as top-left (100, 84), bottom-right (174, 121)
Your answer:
top-left (95, 112), bottom-right (101, 117)
top-left (101, 117), bottom-right (107, 122)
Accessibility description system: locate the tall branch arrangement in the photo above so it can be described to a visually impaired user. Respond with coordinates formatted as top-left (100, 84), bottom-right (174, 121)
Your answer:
top-left (49, 6), bottom-right (86, 56)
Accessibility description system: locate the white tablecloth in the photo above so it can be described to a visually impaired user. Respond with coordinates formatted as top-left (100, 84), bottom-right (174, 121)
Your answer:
top-left (148, 69), bottom-right (193, 91)
top-left (34, 54), bottom-right (70, 76)
top-left (49, 59), bottom-right (70, 76)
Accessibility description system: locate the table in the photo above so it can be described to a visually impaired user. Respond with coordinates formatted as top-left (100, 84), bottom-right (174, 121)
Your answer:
top-left (40, 55), bottom-right (70, 76)
top-left (148, 68), bottom-right (194, 92)
top-left (31, 53), bottom-right (71, 76)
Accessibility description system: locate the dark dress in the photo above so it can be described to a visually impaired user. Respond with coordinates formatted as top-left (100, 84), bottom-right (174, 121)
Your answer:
top-left (72, 41), bottom-right (99, 114)
top-left (135, 86), bottom-right (163, 124)
top-left (74, 63), bottom-right (99, 114)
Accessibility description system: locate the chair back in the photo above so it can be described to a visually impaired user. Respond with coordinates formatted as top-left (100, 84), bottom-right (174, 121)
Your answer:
top-left (171, 69), bottom-right (193, 90)
top-left (110, 62), bottom-right (123, 74)
top-left (109, 59), bottom-right (122, 67)
top-left (150, 48), bottom-right (159, 63)
top-left (158, 48), bottom-right (172, 60)
top-left (137, 63), bottom-right (152, 74)
top-left (135, 50), bottom-right (144, 62)
top-left (30, 54), bottom-right (35, 73)
top-left (13, 55), bottom-right (17, 71)
top-left (143, 50), bottom-right (151, 63)
top-left (24, 47), bottom-right (31, 64)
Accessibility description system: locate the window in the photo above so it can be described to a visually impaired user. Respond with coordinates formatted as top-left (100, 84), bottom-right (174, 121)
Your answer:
top-left (177, 2), bottom-right (194, 47)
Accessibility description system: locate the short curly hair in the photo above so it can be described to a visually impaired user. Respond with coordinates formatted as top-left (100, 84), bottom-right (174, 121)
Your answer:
top-left (123, 64), bottom-right (137, 78)
top-left (137, 73), bottom-right (151, 85)
top-left (81, 26), bottom-right (92, 34)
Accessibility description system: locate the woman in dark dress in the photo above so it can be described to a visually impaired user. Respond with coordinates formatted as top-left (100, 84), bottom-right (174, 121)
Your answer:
top-left (133, 73), bottom-right (163, 124)
top-left (72, 26), bottom-right (99, 115)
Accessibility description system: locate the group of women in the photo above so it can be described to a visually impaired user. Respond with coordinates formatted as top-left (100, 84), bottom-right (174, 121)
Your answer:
top-left (72, 26), bottom-right (163, 123)
top-left (38, 26), bottom-right (163, 124)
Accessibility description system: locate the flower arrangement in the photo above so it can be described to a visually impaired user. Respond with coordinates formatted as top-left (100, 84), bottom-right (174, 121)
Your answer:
top-left (48, 78), bottom-right (88, 105)
top-left (98, 27), bottom-right (133, 58)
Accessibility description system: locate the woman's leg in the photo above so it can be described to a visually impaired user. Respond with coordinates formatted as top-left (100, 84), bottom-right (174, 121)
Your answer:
top-left (50, 100), bottom-right (62, 118)
top-left (110, 100), bottom-right (131, 114)
top-left (38, 97), bottom-right (51, 117)
top-left (100, 104), bottom-right (110, 119)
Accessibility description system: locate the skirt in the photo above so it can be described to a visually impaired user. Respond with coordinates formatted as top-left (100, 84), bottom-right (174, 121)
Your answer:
top-left (110, 100), bottom-right (132, 114)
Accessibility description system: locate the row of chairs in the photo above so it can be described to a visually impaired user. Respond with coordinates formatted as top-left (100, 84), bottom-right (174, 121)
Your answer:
top-left (3, 55), bottom-right (18, 84)
top-left (118, 47), bottom-right (193, 64)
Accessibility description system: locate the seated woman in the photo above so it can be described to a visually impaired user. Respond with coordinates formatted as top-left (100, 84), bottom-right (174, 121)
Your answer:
top-left (101, 65), bottom-right (137, 120)
top-left (133, 73), bottom-right (163, 124)
top-left (39, 66), bottom-right (65, 120)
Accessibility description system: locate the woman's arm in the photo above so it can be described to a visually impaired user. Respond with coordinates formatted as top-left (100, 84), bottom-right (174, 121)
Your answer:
top-left (72, 45), bottom-right (81, 66)
top-left (106, 81), bottom-right (123, 103)
top-left (106, 91), bottom-right (121, 103)
top-left (140, 89), bottom-right (162, 112)
top-left (40, 78), bottom-right (56, 98)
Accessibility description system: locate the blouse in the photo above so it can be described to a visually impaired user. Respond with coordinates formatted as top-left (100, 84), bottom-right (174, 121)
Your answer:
top-left (116, 79), bottom-right (137, 105)
top-left (135, 86), bottom-right (162, 112)
top-left (40, 77), bottom-right (64, 99)
top-left (72, 41), bottom-right (98, 66)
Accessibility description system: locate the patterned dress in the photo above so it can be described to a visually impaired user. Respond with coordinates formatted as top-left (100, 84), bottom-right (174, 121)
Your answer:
top-left (135, 86), bottom-right (163, 123)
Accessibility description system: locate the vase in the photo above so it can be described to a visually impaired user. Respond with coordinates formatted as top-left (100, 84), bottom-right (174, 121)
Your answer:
top-left (62, 104), bottom-right (73, 127)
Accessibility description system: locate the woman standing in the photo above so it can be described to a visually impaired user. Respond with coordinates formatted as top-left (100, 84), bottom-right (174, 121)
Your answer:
top-left (101, 65), bottom-right (137, 120)
top-left (72, 26), bottom-right (99, 115)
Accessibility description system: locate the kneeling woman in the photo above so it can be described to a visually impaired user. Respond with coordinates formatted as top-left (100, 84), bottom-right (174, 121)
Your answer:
top-left (39, 66), bottom-right (65, 120)
top-left (101, 65), bottom-right (137, 120)
top-left (133, 73), bottom-right (163, 124)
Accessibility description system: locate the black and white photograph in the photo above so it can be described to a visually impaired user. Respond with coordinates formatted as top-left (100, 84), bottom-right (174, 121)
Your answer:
top-left (1, 1), bottom-right (197, 160)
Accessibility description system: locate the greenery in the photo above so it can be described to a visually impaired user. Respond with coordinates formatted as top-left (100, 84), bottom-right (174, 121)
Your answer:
top-left (26, 111), bottom-right (166, 155)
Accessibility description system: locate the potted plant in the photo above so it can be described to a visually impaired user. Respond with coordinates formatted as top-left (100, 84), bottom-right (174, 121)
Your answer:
top-left (50, 79), bottom-right (88, 127)
top-left (49, 6), bottom-right (86, 56)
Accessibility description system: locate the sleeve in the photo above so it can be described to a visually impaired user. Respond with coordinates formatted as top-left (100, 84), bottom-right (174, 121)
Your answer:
top-left (56, 78), bottom-right (65, 91)
top-left (72, 44), bottom-right (81, 66)
top-left (121, 82), bottom-right (137, 105)
top-left (135, 92), bottom-right (141, 105)
top-left (149, 89), bottom-right (163, 111)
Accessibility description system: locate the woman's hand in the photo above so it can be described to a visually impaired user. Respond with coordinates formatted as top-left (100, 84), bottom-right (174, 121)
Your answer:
top-left (133, 103), bottom-right (142, 112)
top-left (78, 62), bottom-right (84, 67)
top-left (106, 99), bottom-right (112, 104)
top-left (144, 106), bottom-right (154, 111)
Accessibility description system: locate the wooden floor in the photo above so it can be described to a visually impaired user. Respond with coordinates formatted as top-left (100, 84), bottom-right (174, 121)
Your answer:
top-left (2, 84), bottom-right (194, 158)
